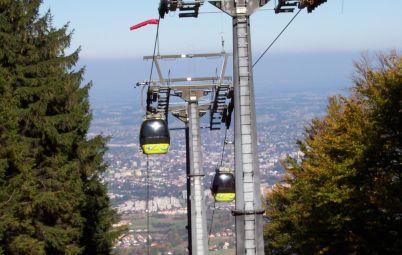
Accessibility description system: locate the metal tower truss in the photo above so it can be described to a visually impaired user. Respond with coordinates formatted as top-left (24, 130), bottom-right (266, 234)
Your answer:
top-left (140, 52), bottom-right (233, 130)
top-left (148, 1), bottom-right (328, 254)
top-left (160, 0), bottom-right (205, 18)
top-left (159, 0), bottom-right (326, 255)
top-left (146, 86), bottom-right (171, 121)
top-left (298, 0), bottom-right (328, 13)
top-left (138, 52), bottom-right (233, 255)
top-left (210, 83), bottom-right (232, 130)
top-left (274, 0), bottom-right (299, 13)
top-left (158, 0), bottom-right (326, 17)
top-left (275, 0), bottom-right (328, 13)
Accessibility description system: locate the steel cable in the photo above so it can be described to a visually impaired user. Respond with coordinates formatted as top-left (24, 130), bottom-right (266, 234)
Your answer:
top-left (143, 16), bottom-right (161, 255)
top-left (207, 200), bottom-right (216, 246)
top-left (146, 155), bottom-right (151, 255)
top-left (253, 9), bottom-right (302, 68)
top-left (148, 17), bottom-right (161, 85)
top-left (208, 127), bottom-right (231, 247)
top-left (141, 16), bottom-right (161, 111)
top-left (218, 128), bottom-right (229, 167)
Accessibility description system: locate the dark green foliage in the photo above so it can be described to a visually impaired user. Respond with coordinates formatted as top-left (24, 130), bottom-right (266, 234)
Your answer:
top-left (264, 52), bottom-right (402, 255)
top-left (0, 1), bottom-right (117, 254)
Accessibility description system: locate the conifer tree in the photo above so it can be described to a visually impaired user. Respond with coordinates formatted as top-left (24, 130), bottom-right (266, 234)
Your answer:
top-left (0, 1), bottom-right (117, 254)
top-left (264, 52), bottom-right (402, 255)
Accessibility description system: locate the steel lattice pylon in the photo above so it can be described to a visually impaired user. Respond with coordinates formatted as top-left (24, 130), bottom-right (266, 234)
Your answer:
top-left (138, 52), bottom-right (233, 255)
top-left (155, 1), bottom-right (327, 254)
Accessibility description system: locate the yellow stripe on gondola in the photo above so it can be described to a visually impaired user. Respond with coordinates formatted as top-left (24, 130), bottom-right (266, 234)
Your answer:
top-left (214, 193), bottom-right (235, 203)
top-left (142, 143), bottom-right (170, 155)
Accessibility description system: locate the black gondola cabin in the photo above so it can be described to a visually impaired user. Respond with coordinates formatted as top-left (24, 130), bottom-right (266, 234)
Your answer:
top-left (140, 117), bottom-right (170, 155)
top-left (211, 171), bottom-right (235, 203)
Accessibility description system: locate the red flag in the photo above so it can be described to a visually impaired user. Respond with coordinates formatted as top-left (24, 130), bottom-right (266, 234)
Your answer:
top-left (130, 19), bottom-right (159, 31)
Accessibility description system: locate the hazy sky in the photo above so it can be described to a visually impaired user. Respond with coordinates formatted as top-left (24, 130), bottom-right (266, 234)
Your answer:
top-left (38, 1), bottom-right (402, 106)
top-left (41, 0), bottom-right (402, 59)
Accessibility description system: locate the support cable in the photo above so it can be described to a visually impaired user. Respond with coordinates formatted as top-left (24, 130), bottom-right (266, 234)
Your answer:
top-left (218, 127), bottom-right (229, 167)
top-left (146, 155), bottom-right (151, 255)
top-left (208, 127), bottom-right (229, 246)
top-left (148, 16), bottom-right (161, 85)
top-left (208, 126), bottom-right (234, 246)
top-left (140, 16), bottom-right (161, 254)
top-left (208, 200), bottom-right (216, 246)
top-left (141, 16), bottom-right (161, 111)
top-left (252, 9), bottom-right (302, 68)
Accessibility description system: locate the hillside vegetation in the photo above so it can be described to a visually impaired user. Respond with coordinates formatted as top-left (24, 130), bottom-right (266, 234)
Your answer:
top-left (264, 52), bottom-right (402, 254)
top-left (0, 1), bottom-right (117, 254)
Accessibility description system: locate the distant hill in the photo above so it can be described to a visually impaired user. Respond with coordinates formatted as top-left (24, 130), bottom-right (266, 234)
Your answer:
top-left (81, 51), bottom-right (359, 107)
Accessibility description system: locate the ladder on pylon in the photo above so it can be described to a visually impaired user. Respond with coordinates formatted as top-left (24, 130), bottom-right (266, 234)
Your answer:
top-left (157, 87), bottom-right (171, 121)
top-left (210, 84), bottom-right (232, 130)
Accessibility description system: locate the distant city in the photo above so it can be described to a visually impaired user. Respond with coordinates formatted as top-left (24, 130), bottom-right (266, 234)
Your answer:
top-left (89, 90), bottom-right (337, 254)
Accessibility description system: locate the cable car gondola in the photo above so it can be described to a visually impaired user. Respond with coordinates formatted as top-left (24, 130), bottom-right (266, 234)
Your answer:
top-left (139, 115), bottom-right (170, 155)
top-left (211, 167), bottom-right (235, 203)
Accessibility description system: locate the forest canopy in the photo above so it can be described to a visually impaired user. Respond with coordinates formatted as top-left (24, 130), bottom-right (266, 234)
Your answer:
top-left (264, 52), bottom-right (402, 255)
top-left (0, 1), bottom-right (118, 254)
